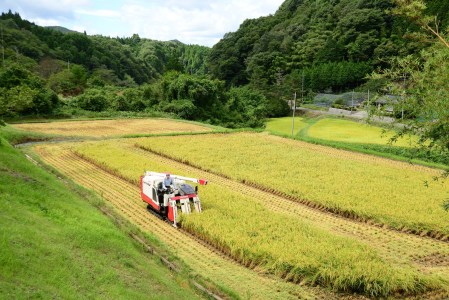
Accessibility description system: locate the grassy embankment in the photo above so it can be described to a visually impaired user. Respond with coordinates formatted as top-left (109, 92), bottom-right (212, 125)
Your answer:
top-left (0, 127), bottom-right (203, 299)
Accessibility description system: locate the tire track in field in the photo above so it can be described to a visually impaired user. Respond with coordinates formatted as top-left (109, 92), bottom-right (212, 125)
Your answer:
top-left (35, 144), bottom-right (337, 300)
top-left (127, 144), bottom-right (449, 280)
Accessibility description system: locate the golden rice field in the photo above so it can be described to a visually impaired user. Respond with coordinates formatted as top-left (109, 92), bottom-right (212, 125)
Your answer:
top-left (24, 119), bottom-right (449, 299)
top-left (12, 118), bottom-right (211, 138)
top-left (33, 143), bottom-right (324, 300)
top-left (69, 140), bottom-right (448, 297)
top-left (135, 132), bottom-right (449, 237)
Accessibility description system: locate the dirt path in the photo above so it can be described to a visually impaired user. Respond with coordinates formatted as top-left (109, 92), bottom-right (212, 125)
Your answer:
top-left (34, 144), bottom-right (342, 300)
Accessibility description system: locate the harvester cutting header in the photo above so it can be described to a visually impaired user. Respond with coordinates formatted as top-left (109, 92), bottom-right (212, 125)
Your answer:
top-left (140, 171), bottom-right (208, 227)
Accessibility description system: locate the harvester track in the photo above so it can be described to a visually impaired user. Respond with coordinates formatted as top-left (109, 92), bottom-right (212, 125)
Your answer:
top-left (35, 145), bottom-right (337, 300)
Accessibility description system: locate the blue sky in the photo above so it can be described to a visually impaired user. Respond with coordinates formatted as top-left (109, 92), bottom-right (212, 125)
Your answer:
top-left (0, 0), bottom-right (285, 46)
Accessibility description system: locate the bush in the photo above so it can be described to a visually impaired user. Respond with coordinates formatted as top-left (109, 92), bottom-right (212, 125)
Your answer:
top-left (160, 99), bottom-right (196, 119)
top-left (75, 88), bottom-right (109, 111)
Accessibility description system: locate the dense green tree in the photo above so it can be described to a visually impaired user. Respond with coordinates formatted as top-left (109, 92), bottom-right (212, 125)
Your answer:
top-left (160, 72), bottom-right (225, 120)
top-left (75, 88), bottom-right (109, 111)
top-left (47, 64), bottom-right (87, 95)
top-left (208, 0), bottom-right (449, 98)
top-left (0, 62), bottom-right (59, 116)
top-left (224, 86), bottom-right (268, 127)
top-left (208, 16), bottom-right (275, 86)
top-left (375, 0), bottom-right (449, 153)
top-left (122, 88), bottom-right (146, 111)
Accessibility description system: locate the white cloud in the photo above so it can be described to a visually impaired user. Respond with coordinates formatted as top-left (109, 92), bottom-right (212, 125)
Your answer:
top-left (75, 9), bottom-right (120, 18)
top-left (0, 0), bottom-right (285, 46)
top-left (1, 0), bottom-right (89, 18)
top-left (119, 0), bottom-right (284, 46)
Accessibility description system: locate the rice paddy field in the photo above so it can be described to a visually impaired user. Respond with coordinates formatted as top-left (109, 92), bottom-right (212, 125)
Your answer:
top-left (264, 116), bottom-right (309, 136)
top-left (135, 133), bottom-right (449, 237)
top-left (12, 118), bottom-right (449, 299)
top-left (266, 116), bottom-right (417, 147)
top-left (12, 118), bottom-right (211, 138)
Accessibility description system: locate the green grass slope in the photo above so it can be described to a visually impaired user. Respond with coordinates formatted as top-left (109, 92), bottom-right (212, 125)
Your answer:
top-left (0, 135), bottom-right (202, 299)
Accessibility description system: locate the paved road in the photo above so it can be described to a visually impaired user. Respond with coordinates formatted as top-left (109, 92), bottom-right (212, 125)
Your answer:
top-left (297, 107), bottom-right (398, 125)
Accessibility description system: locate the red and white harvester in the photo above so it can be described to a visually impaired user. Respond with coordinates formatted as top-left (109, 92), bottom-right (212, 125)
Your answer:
top-left (140, 171), bottom-right (208, 227)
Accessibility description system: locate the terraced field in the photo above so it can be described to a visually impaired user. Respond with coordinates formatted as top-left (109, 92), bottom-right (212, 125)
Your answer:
top-left (33, 138), bottom-right (449, 298)
top-left (33, 144), bottom-right (333, 300)
top-left (13, 118), bottom-right (211, 138)
top-left (25, 119), bottom-right (449, 299)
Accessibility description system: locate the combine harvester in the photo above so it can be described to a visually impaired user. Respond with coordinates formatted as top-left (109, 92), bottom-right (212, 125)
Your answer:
top-left (140, 172), bottom-right (208, 227)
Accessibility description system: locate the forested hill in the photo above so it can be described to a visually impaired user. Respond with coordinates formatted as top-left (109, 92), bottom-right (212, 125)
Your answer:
top-left (0, 11), bottom-right (209, 84)
top-left (209, 0), bottom-right (449, 96)
top-left (1, 1), bottom-right (448, 128)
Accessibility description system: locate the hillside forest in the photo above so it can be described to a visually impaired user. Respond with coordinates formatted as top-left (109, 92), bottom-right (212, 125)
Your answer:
top-left (0, 0), bottom-right (449, 132)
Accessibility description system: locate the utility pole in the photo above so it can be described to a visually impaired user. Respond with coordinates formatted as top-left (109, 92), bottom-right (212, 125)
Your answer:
top-left (366, 89), bottom-right (370, 118)
top-left (351, 89), bottom-right (355, 110)
top-left (291, 91), bottom-right (297, 138)
top-left (402, 72), bottom-right (406, 120)
top-left (301, 70), bottom-right (304, 106)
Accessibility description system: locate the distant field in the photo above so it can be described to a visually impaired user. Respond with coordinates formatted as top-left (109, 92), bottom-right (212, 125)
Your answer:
top-left (266, 116), bottom-right (416, 146)
top-left (308, 118), bottom-right (417, 146)
top-left (265, 117), bottom-right (308, 136)
top-left (12, 118), bottom-right (211, 138)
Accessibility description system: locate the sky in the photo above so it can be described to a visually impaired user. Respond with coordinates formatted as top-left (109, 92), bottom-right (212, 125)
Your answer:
top-left (0, 0), bottom-right (285, 47)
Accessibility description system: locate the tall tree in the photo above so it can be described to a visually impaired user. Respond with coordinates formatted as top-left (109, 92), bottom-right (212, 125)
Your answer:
top-left (372, 0), bottom-right (449, 206)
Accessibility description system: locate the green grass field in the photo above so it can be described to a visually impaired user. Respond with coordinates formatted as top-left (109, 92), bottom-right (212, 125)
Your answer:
top-left (0, 131), bottom-right (202, 299)
top-left (265, 116), bottom-right (308, 136)
top-left (307, 118), bottom-right (416, 146)
top-left (266, 116), bottom-right (414, 146)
